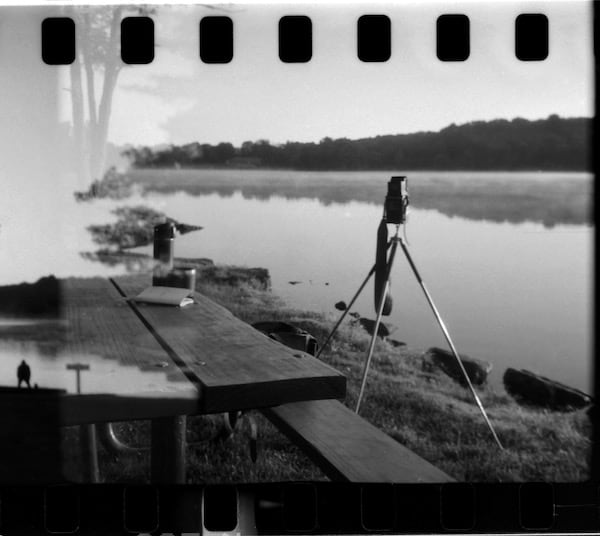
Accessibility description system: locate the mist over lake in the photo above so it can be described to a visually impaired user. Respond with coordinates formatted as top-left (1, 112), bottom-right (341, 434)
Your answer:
top-left (128, 168), bottom-right (592, 227)
top-left (122, 169), bottom-right (592, 394)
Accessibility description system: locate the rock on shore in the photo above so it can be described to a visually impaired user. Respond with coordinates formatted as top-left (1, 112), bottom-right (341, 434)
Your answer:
top-left (358, 318), bottom-right (390, 339)
top-left (503, 368), bottom-right (592, 411)
top-left (422, 347), bottom-right (492, 387)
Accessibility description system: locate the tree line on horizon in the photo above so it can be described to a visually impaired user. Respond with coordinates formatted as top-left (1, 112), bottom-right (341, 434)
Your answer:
top-left (121, 115), bottom-right (591, 171)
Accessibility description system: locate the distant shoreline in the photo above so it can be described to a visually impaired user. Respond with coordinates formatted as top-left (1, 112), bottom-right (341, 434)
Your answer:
top-left (127, 164), bottom-right (591, 173)
top-left (120, 116), bottom-right (591, 172)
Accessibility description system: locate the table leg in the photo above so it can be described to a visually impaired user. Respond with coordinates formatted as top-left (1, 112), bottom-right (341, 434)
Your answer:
top-left (151, 416), bottom-right (187, 484)
top-left (80, 423), bottom-right (100, 483)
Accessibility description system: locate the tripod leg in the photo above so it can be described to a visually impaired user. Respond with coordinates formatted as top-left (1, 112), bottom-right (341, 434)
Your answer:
top-left (317, 241), bottom-right (393, 359)
top-left (316, 265), bottom-right (375, 359)
top-left (398, 238), bottom-right (504, 450)
top-left (355, 238), bottom-right (399, 414)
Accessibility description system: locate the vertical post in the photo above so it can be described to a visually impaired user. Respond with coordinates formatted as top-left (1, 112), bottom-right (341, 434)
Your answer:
top-left (66, 363), bottom-right (100, 482)
top-left (80, 424), bottom-right (100, 482)
top-left (151, 415), bottom-right (187, 484)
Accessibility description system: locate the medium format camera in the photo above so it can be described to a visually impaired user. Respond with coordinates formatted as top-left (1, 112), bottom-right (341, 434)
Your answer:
top-left (384, 176), bottom-right (409, 224)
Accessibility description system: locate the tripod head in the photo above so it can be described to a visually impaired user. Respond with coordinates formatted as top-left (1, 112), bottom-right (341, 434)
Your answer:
top-left (384, 176), bottom-right (409, 225)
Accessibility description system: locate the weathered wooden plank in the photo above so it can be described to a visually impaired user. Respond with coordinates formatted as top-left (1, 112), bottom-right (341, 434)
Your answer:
top-left (113, 275), bottom-right (346, 414)
top-left (58, 394), bottom-right (200, 426)
top-left (60, 278), bottom-right (200, 420)
top-left (262, 400), bottom-right (454, 483)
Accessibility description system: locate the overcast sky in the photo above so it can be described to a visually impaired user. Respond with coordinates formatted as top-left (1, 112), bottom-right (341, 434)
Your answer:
top-left (58, 0), bottom-right (593, 147)
top-left (0, 1), bottom-right (593, 285)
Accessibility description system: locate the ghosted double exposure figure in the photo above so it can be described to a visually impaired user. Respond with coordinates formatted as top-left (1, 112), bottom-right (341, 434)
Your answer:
top-left (17, 359), bottom-right (31, 388)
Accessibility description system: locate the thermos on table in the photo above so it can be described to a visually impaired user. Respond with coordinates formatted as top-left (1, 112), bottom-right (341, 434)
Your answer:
top-left (153, 222), bottom-right (196, 291)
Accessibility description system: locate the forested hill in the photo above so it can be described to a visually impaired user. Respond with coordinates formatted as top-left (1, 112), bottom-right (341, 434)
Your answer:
top-left (123, 115), bottom-right (591, 171)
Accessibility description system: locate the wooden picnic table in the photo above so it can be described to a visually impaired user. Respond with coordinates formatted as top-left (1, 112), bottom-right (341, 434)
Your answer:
top-left (2, 274), bottom-right (452, 484)
top-left (2, 275), bottom-right (346, 484)
top-left (63, 275), bottom-right (345, 416)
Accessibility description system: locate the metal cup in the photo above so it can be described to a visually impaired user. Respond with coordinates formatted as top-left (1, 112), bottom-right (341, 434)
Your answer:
top-left (165, 266), bottom-right (196, 292)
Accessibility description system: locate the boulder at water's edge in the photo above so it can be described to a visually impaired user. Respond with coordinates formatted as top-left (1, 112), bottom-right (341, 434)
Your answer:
top-left (503, 368), bottom-right (592, 411)
top-left (422, 347), bottom-right (492, 387)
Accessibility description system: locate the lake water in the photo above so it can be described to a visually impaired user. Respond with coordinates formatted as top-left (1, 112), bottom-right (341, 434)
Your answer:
top-left (0, 169), bottom-right (593, 394)
top-left (0, 337), bottom-right (193, 397)
top-left (123, 169), bottom-right (593, 394)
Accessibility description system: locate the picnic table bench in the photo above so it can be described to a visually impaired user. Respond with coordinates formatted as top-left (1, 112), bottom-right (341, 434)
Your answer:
top-left (1, 274), bottom-right (452, 484)
top-left (262, 400), bottom-right (453, 482)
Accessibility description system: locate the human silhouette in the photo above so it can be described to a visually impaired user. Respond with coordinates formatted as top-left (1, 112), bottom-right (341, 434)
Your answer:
top-left (17, 360), bottom-right (31, 388)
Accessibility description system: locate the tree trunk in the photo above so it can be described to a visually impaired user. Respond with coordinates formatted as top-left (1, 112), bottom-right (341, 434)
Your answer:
top-left (82, 13), bottom-right (98, 129)
top-left (70, 53), bottom-right (90, 188)
top-left (66, 5), bottom-right (90, 187)
top-left (88, 7), bottom-right (122, 183)
top-left (81, 14), bottom-right (99, 187)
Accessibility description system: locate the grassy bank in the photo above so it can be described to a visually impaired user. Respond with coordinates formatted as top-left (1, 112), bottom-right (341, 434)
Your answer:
top-left (62, 262), bottom-right (591, 483)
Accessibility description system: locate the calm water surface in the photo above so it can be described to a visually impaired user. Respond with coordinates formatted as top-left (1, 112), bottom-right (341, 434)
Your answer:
top-left (0, 170), bottom-right (593, 394)
top-left (0, 338), bottom-right (192, 396)
top-left (137, 189), bottom-right (592, 393)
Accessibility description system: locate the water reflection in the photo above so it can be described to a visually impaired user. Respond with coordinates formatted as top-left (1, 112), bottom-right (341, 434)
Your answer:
top-left (0, 341), bottom-right (193, 396)
top-left (0, 335), bottom-right (193, 396)
top-left (112, 190), bottom-right (591, 394)
top-left (127, 169), bottom-right (593, 228)
top-left (0, 285), bottom-right (193, 396)
top-left (0, 324), bottom-right (66, 357)
top-left (0, 167), bottom-right (592, 396)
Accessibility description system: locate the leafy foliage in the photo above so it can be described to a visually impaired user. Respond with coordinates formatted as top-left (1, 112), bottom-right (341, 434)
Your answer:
top-left (0, 276), bottom-right (61, 317)
top-left (74, 167), bottom-right (137, 201)
top-left (84, 196), bottom-right (203, 250)
top-left (87, 206), bottom-right (169, 249)
top-left (123, 116), bottom-right (591, 171)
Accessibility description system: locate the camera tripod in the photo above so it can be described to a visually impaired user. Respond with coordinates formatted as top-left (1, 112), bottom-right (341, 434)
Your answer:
top-left (317, 222), bottom-right (504, 450)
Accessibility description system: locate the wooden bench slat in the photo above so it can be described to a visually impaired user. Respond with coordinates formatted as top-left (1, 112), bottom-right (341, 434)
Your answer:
top-left (262, 400), bottom-right (454, 483)
top-left (112, 276), bottom-right (346, 414)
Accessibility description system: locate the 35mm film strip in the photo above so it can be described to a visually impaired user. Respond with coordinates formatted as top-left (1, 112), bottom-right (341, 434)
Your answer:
top-left (0, 482), bottom-right (599, 534)
top-left (40, 12), bottom-right (550, 65)
top-left (0, 0), bottom-right (597, 534)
